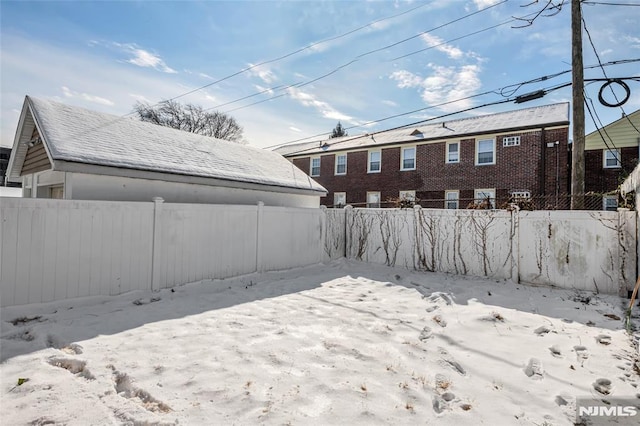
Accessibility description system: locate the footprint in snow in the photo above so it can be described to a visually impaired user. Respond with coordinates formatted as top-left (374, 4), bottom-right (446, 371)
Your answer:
top-left (593, 378), bottom-right (612, 395)
top-left (524, 358), bottom-right (544, 380)
top-left (534, 326), bottom-right (551, 335)
top-left (574, 346), bottom-right (589, 363)
top-left (595, 335), bottom-right (611, 345)
top-left (549, 345), bottom-right (562, 358)
top-left (419, 326), bottom-right (433, 341)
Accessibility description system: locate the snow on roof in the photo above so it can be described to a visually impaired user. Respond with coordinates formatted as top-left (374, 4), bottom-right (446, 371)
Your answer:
top-left (275, 103), bottom-right (569, 157)
top-left (26, 96), bottom-right (325, 194)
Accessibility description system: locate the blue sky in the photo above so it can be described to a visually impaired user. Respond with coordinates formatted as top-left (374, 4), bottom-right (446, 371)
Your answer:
top-left (1, 0), bottom-right (638, 149)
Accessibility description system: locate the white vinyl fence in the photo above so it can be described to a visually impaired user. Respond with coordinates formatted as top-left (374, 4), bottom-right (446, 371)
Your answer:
top-left (326, 206), bottom-right (636, 296)
top-left (0, 198), bottom-right (324, 307)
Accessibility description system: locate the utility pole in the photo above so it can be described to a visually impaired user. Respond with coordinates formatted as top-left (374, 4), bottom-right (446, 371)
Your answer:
top-left (571, 0), bottom-right (585, 209)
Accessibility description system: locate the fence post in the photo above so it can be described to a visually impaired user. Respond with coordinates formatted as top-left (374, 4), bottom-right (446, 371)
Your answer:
top-left (151, 197), bottom-right (164, 292)
top-left (320, 205), bottom-right (327, 262)
top-left (511, 208), bottom-right (520, 284)
top-left (256, 201), bottom-right (264, 273)
top-left (344, 205), bottom-right (353, 259)
top-left (413, 204), bottom-right (422, 270)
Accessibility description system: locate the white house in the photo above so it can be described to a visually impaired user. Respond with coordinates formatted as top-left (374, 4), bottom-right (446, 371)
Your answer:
top-left (5, 96), bottom-right (326, 207)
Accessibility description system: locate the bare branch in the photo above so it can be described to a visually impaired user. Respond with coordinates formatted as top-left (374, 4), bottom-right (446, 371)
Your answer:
top-left (133, 100), bottom-right (245, 143)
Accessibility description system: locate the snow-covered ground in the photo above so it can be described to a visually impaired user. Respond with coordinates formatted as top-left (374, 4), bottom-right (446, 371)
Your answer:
top-left (1, 260), bottom-right (639, 425)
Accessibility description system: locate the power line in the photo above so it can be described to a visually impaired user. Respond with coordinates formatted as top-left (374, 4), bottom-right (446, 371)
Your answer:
top-left (582, 1), bottom-right (640, 5)
top-left (581, 9), bottom-right (640, 134)
top-left (275, 79), bottom-right (583, 157)
top-left (206, 1), bottom-right (510, 114)
top-left (147, 1), bottom-right (431, 108)
top-left (264, 62), bottom-right (639, 150)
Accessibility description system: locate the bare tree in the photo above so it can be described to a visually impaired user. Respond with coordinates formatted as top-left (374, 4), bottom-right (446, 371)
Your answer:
top-left (133, 100), bottom-right (245, 143)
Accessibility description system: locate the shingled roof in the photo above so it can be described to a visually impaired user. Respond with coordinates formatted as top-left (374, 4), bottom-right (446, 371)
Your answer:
top-left (275, 102), bottom-right (570, 157)
top-left (7, 96), bottom-right (325, 195)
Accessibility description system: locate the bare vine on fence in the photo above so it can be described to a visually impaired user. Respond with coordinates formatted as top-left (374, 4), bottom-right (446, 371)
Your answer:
top-left (350, 209), bottom-right (375, 261)
top-left (375, 210), bottom-right (406, 267)
top-left (415, 211), bottom-right (445, 272)
top-left (324, 210), bottom-right (345, 259)
top-left (468, 211), bottom-right (497, 277)
top-left (589, 211), bottom-right (630, 285)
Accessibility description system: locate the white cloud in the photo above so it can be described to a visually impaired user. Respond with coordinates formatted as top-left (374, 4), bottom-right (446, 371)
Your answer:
top-left (473, 0), bottom-right (502, 9)
top-left (420, 33), bottom-right (464, 59)
top-left (61, 86), bottom-right (115, 106)
top-left (382, 100), bottom-right (398, 107)
top-left (390, 63), bottom-right (482, 112)
top-left (98, 41), bottom-right (177, 74)
top-left (247, 63), bottom-right (277, 84)
top-left (289, 126), bottom-right (302, 132)
top-left (287, 87), bottom-right (354, 123)
top-left (624, 35), bottom-right (640, 49)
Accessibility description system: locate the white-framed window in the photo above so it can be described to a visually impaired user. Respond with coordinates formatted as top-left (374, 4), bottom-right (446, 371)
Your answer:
top-left (446, 141), bottom-right (459, 163)
top-left (474, 188), bottom-right (496, 208)
top-left (503, 136), bottom-right (521, 147)
top-left (401, 147), bottom-right (416, 170)
top-left (334, 192), bottom-right (346, 208)
top-left (310, 157), bottom-right (321, 176)
top-left (603, 195), bottom-right (618, 211)
top-left (335, 154), bottom-right (347, 175)
top-left (476, 139), bottom-right (495, 165)
top-left (445, 190), bottom-right (459, 209)
top-left (368, 150), bottom-right (381, 173)
top-left (603, 149), bottom-right (621, 168)
top-left (399, 190), bottom-right (416, 202)
top-left (367, 191), bottom-right (381, 208)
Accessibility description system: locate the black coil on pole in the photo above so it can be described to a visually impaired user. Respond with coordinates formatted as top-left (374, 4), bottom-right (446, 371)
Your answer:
top-left (597, 78), bottom-right (631, 107)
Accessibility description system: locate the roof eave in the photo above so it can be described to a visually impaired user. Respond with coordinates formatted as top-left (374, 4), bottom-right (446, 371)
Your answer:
top-left (53, 160), bottom-right (327, 196)
top-left (284, 120), bottom-right (570, 158)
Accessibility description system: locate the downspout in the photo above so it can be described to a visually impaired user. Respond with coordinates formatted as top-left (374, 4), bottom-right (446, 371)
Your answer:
top-left (540, 128), bottom-right (546, 197)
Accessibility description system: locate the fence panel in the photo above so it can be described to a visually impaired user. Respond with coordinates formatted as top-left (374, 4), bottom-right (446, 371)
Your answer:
top-left (518, 210), bottom-right (636, 295)
top-left (415, 209), bottom-right (513, 279)
top-left (323, 208), bottom-right (346, 261)
top-left (261, 207), bottom-right (324, 271)
top-left (346, 208), bottom-right (415, 269)
top-left (156, 204), bottom-right (258, 288)
top-left (0, 199), bottom-right (154, 306)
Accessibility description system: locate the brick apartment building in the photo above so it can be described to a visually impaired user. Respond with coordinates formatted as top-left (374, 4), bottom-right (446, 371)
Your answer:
top-left (584, 109), bottom-right (640, 211)
top-left (276, 103), bottom-right (570, 209)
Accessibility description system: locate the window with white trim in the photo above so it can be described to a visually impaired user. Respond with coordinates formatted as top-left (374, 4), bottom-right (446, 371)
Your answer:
top-left (310, 157), bottom-right (321, 176)
top-left (445, 190), bottom-right (459, 209)
top-left (603, 149), bottom-right (621, 168)
top-left (603, 195), bottom-right (618, 211)
top-left (335, 154), bottom-right (347, 175)
top-left (474, 188), bottom-right (496, 208)
top-left (446, 142), bottom-right (459, 163)
top-left (476, 139), bottom-right (495, 165)
top-left (368, 150), bottom-right (381, 173)
top-left (503, 136), bottom-right (521, 147)
top-left (399, 190), bottom-right (415, 202)
top-left (401, 147), bottom-right (416, 170)
top-left (334, 192), bottom-right (346, 208)
top-left (367, 191), bottom-right (381, 208)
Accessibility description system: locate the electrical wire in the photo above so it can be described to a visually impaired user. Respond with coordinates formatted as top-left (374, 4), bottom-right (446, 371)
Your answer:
top-left (581, 8), bottom-right (640, 134)
top-left (204, 1), bottom-right (511, 114)
top-left (146, 1), bottom-right (432, 108)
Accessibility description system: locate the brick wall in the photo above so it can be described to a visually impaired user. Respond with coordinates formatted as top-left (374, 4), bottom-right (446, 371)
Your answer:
top-left (291, 127), bottom-right (570, 208)
top-left (585, 146), bottom-right (638, 193)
